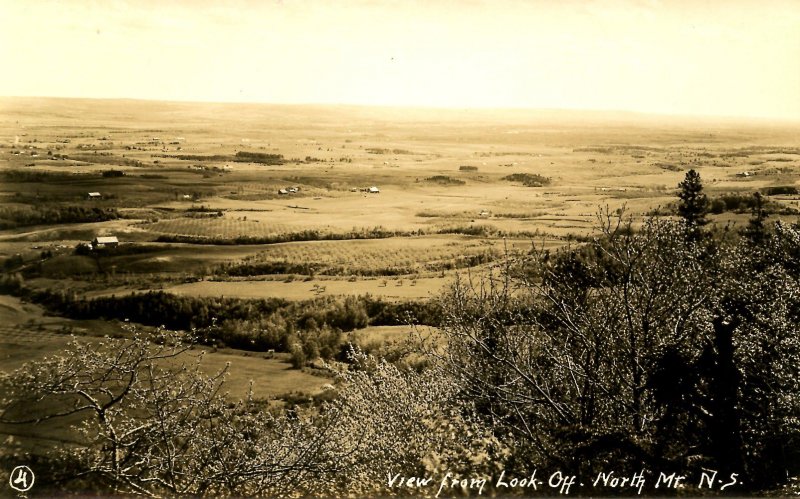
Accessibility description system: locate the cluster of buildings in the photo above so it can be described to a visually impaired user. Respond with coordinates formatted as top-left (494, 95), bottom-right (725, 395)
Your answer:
top-left (350, 186), bottom-right (380, 194)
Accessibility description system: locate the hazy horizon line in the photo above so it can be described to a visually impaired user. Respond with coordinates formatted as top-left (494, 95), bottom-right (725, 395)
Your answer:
top-left (3, 94), bottom-right (798, 126)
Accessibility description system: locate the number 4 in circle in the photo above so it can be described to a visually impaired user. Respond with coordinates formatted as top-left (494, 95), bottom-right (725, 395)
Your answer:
top-left (9, 466), bottom-right (34, 492)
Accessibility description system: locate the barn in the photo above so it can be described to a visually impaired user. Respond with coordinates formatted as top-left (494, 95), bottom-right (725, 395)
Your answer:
top-left (92, 236), bottom-right (119, 249)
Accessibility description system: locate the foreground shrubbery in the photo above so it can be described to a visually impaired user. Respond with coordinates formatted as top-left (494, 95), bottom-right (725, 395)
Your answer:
top-left (0, 332), bottom-right (487, 496)
top-left (432, 213), bottom-right (800, 492)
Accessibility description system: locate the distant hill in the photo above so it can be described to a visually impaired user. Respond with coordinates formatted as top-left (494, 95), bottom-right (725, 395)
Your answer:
top-left (3, 96), bottom-right (797, 130)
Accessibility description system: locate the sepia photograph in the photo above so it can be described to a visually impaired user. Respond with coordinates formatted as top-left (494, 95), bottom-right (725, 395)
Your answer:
top-left (1, 0), bottom-right (799, 496)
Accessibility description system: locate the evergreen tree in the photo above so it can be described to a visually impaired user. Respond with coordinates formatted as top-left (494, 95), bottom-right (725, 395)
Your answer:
top-left (677, 169), bottom-right (709, 240)
top-left (743, 192), bottom-right (768, 244)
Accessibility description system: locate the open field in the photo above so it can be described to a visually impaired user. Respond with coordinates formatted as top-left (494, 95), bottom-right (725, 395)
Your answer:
top-left (2, 97), bottom-right (800, 403)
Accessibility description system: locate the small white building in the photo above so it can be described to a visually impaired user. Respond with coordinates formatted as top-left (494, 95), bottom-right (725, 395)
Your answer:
top-left (368, 186), bottom-right (380, 194)
top-left (87, 192), bottom-right (102, 199)
top-left (92, 236), bottom-right (119, 249)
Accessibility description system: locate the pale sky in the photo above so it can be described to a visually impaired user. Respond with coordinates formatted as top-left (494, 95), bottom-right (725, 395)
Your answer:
top-left (1, 0), bottom-right (799, 121)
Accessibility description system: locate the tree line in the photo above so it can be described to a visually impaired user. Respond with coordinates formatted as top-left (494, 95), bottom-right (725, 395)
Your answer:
top-left (0, 205), bottom-right (120, 229)
top-left (0, 278), bottom-right (441, 360)
top-left (162, 151), bottom-right (285, 165)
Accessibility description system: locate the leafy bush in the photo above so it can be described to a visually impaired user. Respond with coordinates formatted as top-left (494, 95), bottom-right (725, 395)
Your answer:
top-left (0, 334), bottom-right (496, 496)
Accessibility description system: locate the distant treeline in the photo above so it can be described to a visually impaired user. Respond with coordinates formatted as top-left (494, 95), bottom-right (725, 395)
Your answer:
top-left (573, 145), bottom-right (666, 154)
top-left (708, 194), bottom-right (764, 214)
top-left (437, 225), bottom-right (498, 237)
top-left (660, 190), bottom-right (800, 216)
top-left (157, 154), bottom-right (229, 161)
top-left (155, 227), bottom-right (421, 245)
top-left (0, 276), bottom-right (440, 359)
top-left (502, 173), bottom-right (552, 187)
top-left (425, 175), bottom-right (465, 186)
top-left (764, 186), bottom-right (799, 196)
top-left (70, 154), bottom-right (144, 167)
top-left (0, 205), bottom-right (120, 229)
top-left (233, 151), bottom-right (285, 164)
top-left (0, 170), bottom-right (90, 183)
top-left (221, 252), bottom-right (498, 277)
top-left (154, 225), bottom-right (545, 245)
top-left (223, 261), bottom-right (415, 277)
top-left (365, 148), bottom-right (413, 155)
top-left (161, 151), bottom-right (285, 165)
top-left (71, 242), bottom-right (181, 258)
